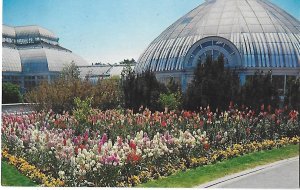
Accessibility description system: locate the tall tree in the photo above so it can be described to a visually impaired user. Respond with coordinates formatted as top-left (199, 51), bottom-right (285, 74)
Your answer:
top-left (240, 71), bottom-right (279, 110)
top-left (184, 55), bottom-right (240, 111)
top-left (121, 66), bottom-right (166, 112)
top-left (60, 61), bottom-right (80, 81)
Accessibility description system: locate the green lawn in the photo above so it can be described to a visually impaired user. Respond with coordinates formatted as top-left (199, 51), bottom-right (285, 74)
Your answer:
top-left (1, 161), bottom-right (37, 186)
top-left (139, 144), bottom-right (300, 188)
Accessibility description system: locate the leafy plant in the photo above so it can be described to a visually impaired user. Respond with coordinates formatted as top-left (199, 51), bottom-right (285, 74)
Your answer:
top-left (73, 97), bottom-right (94, 134)
top-left (159, 93), bottom-right (181, 111)
top-left (2, 82), bottom-right (23, 104)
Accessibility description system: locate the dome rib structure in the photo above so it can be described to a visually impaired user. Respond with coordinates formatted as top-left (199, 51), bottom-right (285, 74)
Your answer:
top-left (135, 0), bottom-right (300, 74)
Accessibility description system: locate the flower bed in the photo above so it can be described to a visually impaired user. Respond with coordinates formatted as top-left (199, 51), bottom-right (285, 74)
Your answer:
top-left (2, 149), bottom-right (64, 187)
top-left (1, 107), bottom-right (299, 186)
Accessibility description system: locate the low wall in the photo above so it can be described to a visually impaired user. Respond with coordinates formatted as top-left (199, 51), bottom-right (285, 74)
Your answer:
top-left (2, 103), bottom-right (36, 114)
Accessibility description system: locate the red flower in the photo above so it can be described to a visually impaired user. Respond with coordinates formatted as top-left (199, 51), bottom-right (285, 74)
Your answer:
top-left (126, 152), bottom-right (140, 164)
top-left (183, 111), bottom-right (191, 118)
top-left (204, 143), bottom-right (210, 151)
top-left (161, 121), bottom-right (167, 127)
top-left (199, 120), bottom-right (204, 128)
top-left (129, 140), bottom-right (136, 151)
top-left (79, 144), bottom-right (85, 150)
top-left (63, 139), bottom-right (66, 146)
top-left (289, 110), bottom-right (298, 120)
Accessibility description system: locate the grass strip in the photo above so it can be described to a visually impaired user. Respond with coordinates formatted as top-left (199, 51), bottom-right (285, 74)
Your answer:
top-left (1, 161), bottom-right (37, 186)
top-left (139, 144), bottom-right (299, 188)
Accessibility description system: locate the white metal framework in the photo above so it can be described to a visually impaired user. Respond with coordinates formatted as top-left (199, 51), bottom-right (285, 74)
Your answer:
top-left (2, 25), bottom-right (89, 91)
top-left (135, 0), bottom-right (300, 74)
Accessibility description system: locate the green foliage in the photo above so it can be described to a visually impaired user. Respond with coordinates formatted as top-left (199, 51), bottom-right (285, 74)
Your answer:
top-left (25, 78), bottom-right (93, 113)
top-left (166, 78), bottom-right (181, 94)
top-left (159, 93), bottom-right (181, 111)
top-left (184, 55), bottom-right (240, 111)
top-left (119, 58), bottom-right (136, 65)
top-left (25, 63), bottom-right (122, 113)
top-left (25, 62), bottom-right (88, 112)
top-left (60, 61), bottom-right (80, 80)
top-left (92, 77), bottom-right (123, 110)
top-left (73, 97), bottom-right (94, 134)
top-left (240, 71), bottom-right (279, 110)
top-left (2, 82), bottom-right (23, 104)
top-left (121, 68), bottom-right (167, 112)
top-left (285, 77), bottom-right (300, 110)
top-left (159, 78), bottom-right (183, 111)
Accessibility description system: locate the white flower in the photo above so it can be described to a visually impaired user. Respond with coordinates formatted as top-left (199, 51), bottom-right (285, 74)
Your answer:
top-left (85, 163), bottom-right (90, 170)
top-left (58, 171), bottom-right (65, 179)
top-left (224, 132), bottom-right (228, 137)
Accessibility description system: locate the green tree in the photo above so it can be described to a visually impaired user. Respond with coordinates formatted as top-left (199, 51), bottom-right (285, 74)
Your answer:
top-left (2, 82), bottom-right (23, 104)
top-left (25, 62), bottom-right (93, 112)
top-left (285, 77), bottom-right (300, 110)
top-left (240, 71), bottom-right (279, 110)
top-left (184, 55), bottom-right (240, 111)
top-left (60, 61), bottom-right (80, 81)
top-left (119, 58), bottom-right (136, 65)
top-left (121, 67), bottom-right (167, 112)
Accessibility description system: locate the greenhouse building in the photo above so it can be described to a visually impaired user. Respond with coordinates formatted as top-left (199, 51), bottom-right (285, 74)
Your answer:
top-left (135, 0), bottom-right (300, 94)
top-left (2, 25), bottom-right (89, 92)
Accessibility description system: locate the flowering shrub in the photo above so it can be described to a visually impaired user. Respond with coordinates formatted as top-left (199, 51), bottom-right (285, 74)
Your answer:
top-left (1, 107), bottom-right (299, 186)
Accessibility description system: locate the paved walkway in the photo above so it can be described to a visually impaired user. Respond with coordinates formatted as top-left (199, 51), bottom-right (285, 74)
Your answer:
top-left (197, 156), bottom-right (299, 189)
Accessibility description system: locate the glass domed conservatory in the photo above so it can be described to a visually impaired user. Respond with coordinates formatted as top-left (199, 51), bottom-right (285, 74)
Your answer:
top-left (135, 0), bottom-right (300, 93)
top-left (2, 25), bottom-right (89, 92)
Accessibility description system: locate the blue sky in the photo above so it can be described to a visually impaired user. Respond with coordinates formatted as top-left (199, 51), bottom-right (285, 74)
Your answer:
top-left (3, 0), bottom-right (300, 64)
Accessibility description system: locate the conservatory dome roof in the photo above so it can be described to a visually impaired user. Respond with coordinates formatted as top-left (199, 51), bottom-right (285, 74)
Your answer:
top-left (3, 25), bottom-right (59, 41)
top-left (135, 0), bottom-right (300, 73)
top-left (2, 24), bottom-right (89, 73)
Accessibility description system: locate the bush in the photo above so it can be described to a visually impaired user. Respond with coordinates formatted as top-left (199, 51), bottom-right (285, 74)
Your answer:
top-left (73, 97), bottom-right (94, 135)
top-left (25, 79), bottom-right (93, 113)
top-left (92, 76), bottom-right (123, 110)
top-left (2, 82), bottom-right (23, 104)
top-left (25, 63), bottom-right (122, 113)
top-left (159, 93), bottom-right (181, 111)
